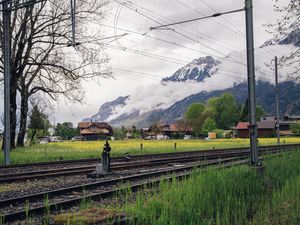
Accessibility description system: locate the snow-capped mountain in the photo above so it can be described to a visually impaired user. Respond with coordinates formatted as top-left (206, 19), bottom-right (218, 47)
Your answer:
top-left (83, 96), bottom-right (129, 122)
top-left (85, 29), bottom-right (300, 127)
top-left (162, 56), bottom-right (220, 82)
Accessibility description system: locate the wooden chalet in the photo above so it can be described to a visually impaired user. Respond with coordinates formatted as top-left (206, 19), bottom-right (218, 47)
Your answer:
top-left (260, 114), bottom-right (300, 135)
top-left (144, 123), bottom-right (192, 139)
top-left (78, 122), bottom-right (113, 141)
top-left (235, 121), bottom-right (276, 138)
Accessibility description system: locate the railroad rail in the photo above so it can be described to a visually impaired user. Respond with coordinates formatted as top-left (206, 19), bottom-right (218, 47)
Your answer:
top-left (0, 144), bottom-right (298, 223)
top-left (1, 143), bottom-right (299, 169)
top-left (1, 157), bottom-right (247, 223)
top-left (0, 150), bottom-right (249, 183)
top-left (1, 144), bottom-right (298, 183)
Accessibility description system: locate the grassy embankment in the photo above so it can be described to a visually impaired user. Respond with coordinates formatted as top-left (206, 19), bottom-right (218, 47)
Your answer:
top-left (0, 137), bottom-right (300, 165)
top-left (122, 150), bottom-right (300, 225)
top-left (51, 149), bottom-right (300, 225)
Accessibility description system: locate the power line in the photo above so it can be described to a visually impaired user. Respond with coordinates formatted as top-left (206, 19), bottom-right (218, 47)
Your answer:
top-left (173, 0), bottom-right (274, 62)
top-left (112, 0), bottom-right (239, 59)
top-left (128, 0), bottom-right (244, 52)
top-left (175, 0), bottom-right (241, 35)
top-left (111, 0), bottom-right (278, 79)
top-left (94, 21), bottom-right (249, 66)
top-left (112, 67), bottom-right (163, 79)
top-left (105, 44), bottom-right (267, 82)
top-left (149, 8), bottom-right (245, 30)
top-left (198, 0), bottom-right (242, 33)
top-left (197, 0), bottom-right (278, 58)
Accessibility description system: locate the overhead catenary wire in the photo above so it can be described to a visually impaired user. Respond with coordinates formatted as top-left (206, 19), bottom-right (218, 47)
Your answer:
top-left (93, 21), bottom-right (276, 80)
top-left (123, 0), bottom-right (244, 53)
top-left (105, 43), bottom-right (275, 82)
top-left (196, 0), bottom-right (280, 58)
top-left (149, 8), bottom-right (246, 31)
top-left (52, 0), bottom-right (282, 82)
top-left (112, 0), bottom-right (240, 59)
top-left (173, 0), bottom-right (275, 62)
top-left (111, 0), bottom-right (278, 79)
top-left (175, 0), bottom-right (241, 35)
top-left (106, 35), bottom-right (276, 81)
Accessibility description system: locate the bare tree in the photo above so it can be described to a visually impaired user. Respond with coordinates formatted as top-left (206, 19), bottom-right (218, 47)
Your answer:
top-left (267, 0), bottom-right (300, 76)
top-left (0, 0), bottom-right (111, 147)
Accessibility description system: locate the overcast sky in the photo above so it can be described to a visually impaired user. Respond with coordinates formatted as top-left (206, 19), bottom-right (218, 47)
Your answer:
top-left (0, 0), bottom-right (285, 128)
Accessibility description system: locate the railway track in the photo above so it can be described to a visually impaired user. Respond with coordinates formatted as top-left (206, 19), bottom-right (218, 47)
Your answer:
top-left (0, 144), bottom-right (298, 183)
top-left (2, 143), bottom-right (299, 169)
top-left (1, 157), bottom-right (247, 223)
top-left (0, 150), bottom-right (248, 183)
top-left (0, 144), bottom-right (298, 223)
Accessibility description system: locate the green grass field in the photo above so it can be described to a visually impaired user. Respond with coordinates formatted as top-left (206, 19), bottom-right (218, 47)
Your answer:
top-left (122, 150), bottom-right (300, 225)
top-left (1, 137), bottom-right (300, 165)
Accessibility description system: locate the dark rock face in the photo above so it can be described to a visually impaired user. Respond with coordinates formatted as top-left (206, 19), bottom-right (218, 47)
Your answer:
top-left (162, 56), bottom-right (220, 82)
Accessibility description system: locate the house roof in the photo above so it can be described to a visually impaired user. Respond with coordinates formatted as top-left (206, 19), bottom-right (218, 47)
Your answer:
top-left (78, 122), bottom-right (110, 129)
top-left (236, 121), bottom-right (276, 130)
top-left (236, 122), bottom-right (249, 130)
top-left (81, 128), bottom-right (110, 135)
top-left (160, 124), bottom-right (171, 132)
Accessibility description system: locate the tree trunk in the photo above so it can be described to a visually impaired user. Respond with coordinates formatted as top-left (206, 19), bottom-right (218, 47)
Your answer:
top-left (10, 76), bottom-right (18, 149)
top-left (17, 91), bottom-right (29, 147)
top-left (2, 70), bottom-right (17, 151)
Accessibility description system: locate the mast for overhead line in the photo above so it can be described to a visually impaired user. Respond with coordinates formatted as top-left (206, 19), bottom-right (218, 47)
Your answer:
top-left (245, 0), bottom-right (258, 165)
top-left (2, 0), bottom-right (11, 165)
top-left (275, 56), bottom-right (280, 145)
top-left (67, 0), bottom-right (80, 47)
top-left (2, 0), bottom-right (52, 165)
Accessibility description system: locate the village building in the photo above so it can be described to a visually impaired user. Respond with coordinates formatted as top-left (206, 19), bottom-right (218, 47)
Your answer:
top-left (78, 122), bottom-right (113, 141)
top-left (260, 114), bottom-right (300, 135)
top-left (235, 121), bottom-right (277, 138)
top-left (148, 123), bottom-right (192, 139)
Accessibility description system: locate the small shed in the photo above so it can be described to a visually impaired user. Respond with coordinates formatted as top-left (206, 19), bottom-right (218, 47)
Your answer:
top-left (235, 121), bottom-right (276, 138)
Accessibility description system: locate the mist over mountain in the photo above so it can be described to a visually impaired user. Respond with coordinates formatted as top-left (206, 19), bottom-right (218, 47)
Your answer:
top-left (84, 28), bottom-right (300, 127)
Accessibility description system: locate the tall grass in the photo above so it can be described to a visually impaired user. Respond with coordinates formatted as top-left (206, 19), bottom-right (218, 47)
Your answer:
top-left (1, 137), bottom-right (300, 165)
top-left (122, 150), bottom-right (300, 225)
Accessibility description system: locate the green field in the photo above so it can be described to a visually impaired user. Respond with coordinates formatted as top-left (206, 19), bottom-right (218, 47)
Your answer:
top-left (1, 137), bottom-right (300, 165)
top-left (121, 149), bottom-right (300, 225)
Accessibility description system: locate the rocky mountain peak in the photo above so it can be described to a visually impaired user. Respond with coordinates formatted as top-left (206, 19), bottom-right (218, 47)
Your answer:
top-left (83, 95), bottom-right (129, 122)
top-left (161, 56), bottom-right (220, 82)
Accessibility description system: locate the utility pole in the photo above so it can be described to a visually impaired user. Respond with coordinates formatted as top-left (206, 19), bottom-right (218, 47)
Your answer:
top-left (2, 0), bottom-right (12, 165)
top-left (68, 0), bottom-right (80, 47)
top-left (70, 0), bottom-right (76, 45)
top-left (2, 0), bottom-right (45, 165)
top-left (275, 56), bottom-right (280, 145)
top-left (245, 0), bottom-right (258, 165)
